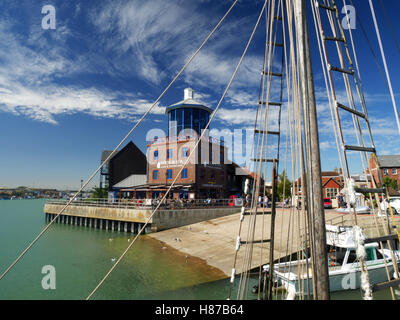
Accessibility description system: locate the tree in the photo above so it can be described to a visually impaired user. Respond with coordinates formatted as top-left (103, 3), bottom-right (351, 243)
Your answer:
top-left (277, 170), bottom-right (292, 201)
top-left (91, 187), bottom-right (108, 199)
top-left (383, 177), bottom-right (398, 190)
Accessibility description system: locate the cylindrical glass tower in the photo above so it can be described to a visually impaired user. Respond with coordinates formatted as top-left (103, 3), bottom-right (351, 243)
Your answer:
top-left (166, 88), bottom-right (212, 138)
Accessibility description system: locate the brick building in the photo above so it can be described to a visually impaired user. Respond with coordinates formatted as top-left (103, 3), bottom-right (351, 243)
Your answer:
top-left (369, 154), bottom-right (400, 188)
top-left (293, 171), bottom-right (343, 207)
top-left (121, 88), bottom-right (251, 200)
top-left (321, 171), bottom-right (343, 200)
top-left (146, 134), bottom-right (228, 199)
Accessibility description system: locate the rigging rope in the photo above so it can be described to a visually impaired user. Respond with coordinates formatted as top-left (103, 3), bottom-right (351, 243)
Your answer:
top-left (368, 0), bottom-right (400, 137)
top-left (378, 0), bottom-right (400, 55)
top-left (87, 0), bottom-right (268, 300)
top-left (0, 0), bottom-right (240, 284)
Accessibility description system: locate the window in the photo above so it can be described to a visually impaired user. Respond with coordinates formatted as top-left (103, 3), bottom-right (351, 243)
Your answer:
top-left (169, 109), bottom-right (177, 137)
top-left (200, 168), bottom-right (205, 179)
top-left (154, 150), bottom-right (159, 160)
top-left (184, 108), bottom-right (191, 128)
top-left (153, 170), bottom-right (159, 180)
top-left (326, 188), bottom-right (338, 199)
top-left (167, 149), bottom-right (173, 159)
top-left (181, 168), bottom-right (188, 179)
top-left (376, 249), bottom-right (384, 260)
top-left (176, 109), bottom-right (183, 136)
top-left (182, 147), bottom-right (189, 158)
top-left (384, 169), bottom-right (388, 175)
top-left (166, 169), bottom-right (173, 180)
top-left (366, 248), bottom-right (375, 261)
top-left (332, 247), bottom-right (347, 266)
top-left (347, 250), bottom-right (358, 264)
top-left (392, 168), bottom-right (398, 175)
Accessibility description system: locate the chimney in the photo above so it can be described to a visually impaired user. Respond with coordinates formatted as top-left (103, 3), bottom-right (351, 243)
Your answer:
top-left (184, 88), bottom-right (194, 100)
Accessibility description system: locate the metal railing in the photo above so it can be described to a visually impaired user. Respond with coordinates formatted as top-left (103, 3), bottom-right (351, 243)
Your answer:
top-left (46, 198), bottom-right (243, 210)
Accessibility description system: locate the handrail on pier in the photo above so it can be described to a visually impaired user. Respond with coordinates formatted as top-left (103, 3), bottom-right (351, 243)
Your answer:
top-left (46, 198), bottom-right (241, 210)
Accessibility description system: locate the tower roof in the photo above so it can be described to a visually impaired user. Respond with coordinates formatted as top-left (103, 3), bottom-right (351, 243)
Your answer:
top-left (166, 88), bottom-right (213, 114)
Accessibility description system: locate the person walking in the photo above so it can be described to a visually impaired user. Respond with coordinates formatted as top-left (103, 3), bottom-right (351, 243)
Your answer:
top-left (265, 195), bottom-right (269, 208)
top-left (246, 193), bottom-right (251, 208)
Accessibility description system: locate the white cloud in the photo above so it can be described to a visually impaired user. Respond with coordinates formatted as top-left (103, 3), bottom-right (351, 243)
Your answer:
top-left (215, 107), bottom-right (257, 125)
top-left (0, 77), bottom-right (165, 125)
top-left (0, 12), bottom-right (168, 125)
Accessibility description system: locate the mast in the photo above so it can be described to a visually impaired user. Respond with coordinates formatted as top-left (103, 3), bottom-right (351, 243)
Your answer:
top-left (294, 0), bottom-right (330, 299)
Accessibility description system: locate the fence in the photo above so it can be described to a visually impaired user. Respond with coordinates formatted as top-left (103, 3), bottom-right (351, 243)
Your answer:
top-left (46, 198), bottom-right (243, 210)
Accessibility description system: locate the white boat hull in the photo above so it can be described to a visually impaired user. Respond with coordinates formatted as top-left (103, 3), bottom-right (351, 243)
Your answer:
top-left (274, 261), bottom-right (396, 296)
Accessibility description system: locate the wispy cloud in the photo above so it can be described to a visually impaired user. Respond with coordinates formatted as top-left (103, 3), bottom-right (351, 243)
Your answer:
top-left (0, 78), bottom-right (165, 125)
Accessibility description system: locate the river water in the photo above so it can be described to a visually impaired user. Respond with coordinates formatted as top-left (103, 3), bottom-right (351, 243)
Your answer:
top-left (0, 199), bottom-right (394, 300)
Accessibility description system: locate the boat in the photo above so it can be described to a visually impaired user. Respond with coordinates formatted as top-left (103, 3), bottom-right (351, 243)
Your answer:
top-left (336, 206), bottom-right (371, 215)
top-left (265, 225), bottom-right (400, 297)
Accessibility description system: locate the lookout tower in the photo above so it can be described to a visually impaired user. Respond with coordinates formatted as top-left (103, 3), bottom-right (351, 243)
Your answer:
top-left (166, 88), bottom-right (213, 138)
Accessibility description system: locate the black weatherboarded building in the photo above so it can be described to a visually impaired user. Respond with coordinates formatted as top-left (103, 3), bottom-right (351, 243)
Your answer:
top-left (102, 141), bottom-right (147, 191)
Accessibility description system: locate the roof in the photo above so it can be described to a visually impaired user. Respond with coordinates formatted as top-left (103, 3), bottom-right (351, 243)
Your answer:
top-left (377, 155), bottom-right (400, 168)
top-left (321, 171), bottom-right (340, 177)
top-left (326, 225), bottom-right (378, 249)
top-left (322, 177), bottom-right (342, 188)
top-left (166, 88), bottom-right (213, 114)
top-left (166, 100), bottom-right (213, 114)
top-left (112, 174), bottom-right (147, 189)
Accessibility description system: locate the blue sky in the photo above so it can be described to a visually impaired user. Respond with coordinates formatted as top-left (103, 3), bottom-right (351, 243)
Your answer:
top-left (0, 0), bottom-right (399, 189)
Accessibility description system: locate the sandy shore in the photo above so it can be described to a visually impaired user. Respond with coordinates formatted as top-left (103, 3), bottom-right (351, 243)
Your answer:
top-left (149, 208), bottom-right (398, 277)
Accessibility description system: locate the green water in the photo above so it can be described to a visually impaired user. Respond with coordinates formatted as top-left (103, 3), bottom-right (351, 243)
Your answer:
top-left (0, 199), bottom-right (231, 300)
top-left (0, 200), bottom-right (394, 300)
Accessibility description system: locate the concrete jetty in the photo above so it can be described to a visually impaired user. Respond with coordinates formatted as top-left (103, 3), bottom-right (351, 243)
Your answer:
top-left (149, 208), bottom-right (400, 277)
top-left (43, 200), bottom-right (240, 233)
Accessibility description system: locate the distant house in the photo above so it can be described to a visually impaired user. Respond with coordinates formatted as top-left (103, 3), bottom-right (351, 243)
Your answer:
top-left (369, 154), bottom-right (400, 188)
top-left (293, 171), bottom-right (343, 207)
top-left (321, 171), bottom-right (343, 201)
top-left (292, 169), bottom-right (378, 208)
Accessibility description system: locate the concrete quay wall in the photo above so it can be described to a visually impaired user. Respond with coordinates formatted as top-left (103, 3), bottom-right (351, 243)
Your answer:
top-left (43, 203), bottom-right (240, 233)
top-left (44, 203), bottom-right (152, 223)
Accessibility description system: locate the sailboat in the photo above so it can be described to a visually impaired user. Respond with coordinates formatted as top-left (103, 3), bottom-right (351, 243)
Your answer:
top-left (230, 0), bottom-right (400, 301)
top-left (268, 225), bottom-right (400, 296)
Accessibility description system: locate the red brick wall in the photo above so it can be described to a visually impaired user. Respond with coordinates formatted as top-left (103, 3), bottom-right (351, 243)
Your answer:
top-left (369, 155), bottom-right (400, 187)
top-left (147, 138), bottom-right (226, 187)
top-left (322, 178), bottom-right (341, 199)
